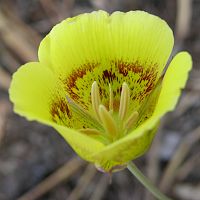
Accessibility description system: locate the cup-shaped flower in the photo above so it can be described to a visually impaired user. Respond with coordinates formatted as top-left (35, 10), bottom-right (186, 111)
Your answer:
top-left (9, 10), bottom-right (192, 172)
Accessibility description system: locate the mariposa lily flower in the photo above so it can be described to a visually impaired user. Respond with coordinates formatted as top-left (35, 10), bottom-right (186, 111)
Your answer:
top-left (9, 10), bottom-right (192, 173)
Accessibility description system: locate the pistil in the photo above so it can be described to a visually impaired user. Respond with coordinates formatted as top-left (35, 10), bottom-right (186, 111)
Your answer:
top-left (109, 84), bottom-right (114, 114)
top-left (98, 105), bottom-right (118, 140)
top-left (119, 82), bottom-right (130, 121)
top-left (91, 81), bottom-right (101, 121)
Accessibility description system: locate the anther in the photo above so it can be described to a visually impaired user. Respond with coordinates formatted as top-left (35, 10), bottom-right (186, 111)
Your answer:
top-left (109, 84), bottom-right (113, 113)
top-left (91, 81), bottom-right (101, 121)
top-left (98, 104), bottom-right (118, 140)
top-left (79, 128), bottom-right (102, 136)
top-left (124, 111), bottom-right (139, 130)
top-left (118, 82), bottom-right (130, 121)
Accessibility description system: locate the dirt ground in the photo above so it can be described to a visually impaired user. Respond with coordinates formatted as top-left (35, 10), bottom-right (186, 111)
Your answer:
top-left (0, 0), bottom-right (200, 200)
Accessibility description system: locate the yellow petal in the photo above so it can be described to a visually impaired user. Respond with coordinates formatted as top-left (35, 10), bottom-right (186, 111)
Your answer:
top-left (154, 52), bottom-right (192, 116)
top-left (9, 62), bottom-right (60, 122)
top-left (54, 124), bottom-right (105, 162)
top-left (92, 121), bottom-right (159, 172)
top-left (91, 51), bottom-right (192, 172)
top-left (10, 62), bottom-right (103, 130)
top-left (9, 62), bottom-right (105, 161)
top-left (38, 35), bottom-right (54, 71)
top-left (38, 10), bottom-right (174, 117)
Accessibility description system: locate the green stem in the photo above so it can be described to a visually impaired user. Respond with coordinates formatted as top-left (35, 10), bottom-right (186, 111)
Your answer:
top-left (127, 162), bottom-right (172, 200)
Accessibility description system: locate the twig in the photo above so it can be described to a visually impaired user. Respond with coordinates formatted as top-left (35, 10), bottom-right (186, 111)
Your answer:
top-left (90, 0), bottom-right (121, 12)
top-left (60, 0), bottom-right (75, 18)
top-left (67, 164), bottom-right (97, 200)
top-left (186, 69), bottom-right (200, 91)
top-left (159, 126), bottom-right (200, 192)
top-left (0, 100), bottom-right (11, 143)
top-left (173, 0), bottom-right (193, 54)
top-left (176, 151), bottom-right (200, 181)
top-left (174, 183), bottom-right (200, 200)
top-left (175, 0), bottom-right (193, 42)
top-left (0, 45), bottom-right (21, 72)
top-left (0, 6), bottom-right (41, 62)
top-left (0, 67), bottom-right (11, 91)
top-left (174, 91), bottom-right (200, 117)
top-left (89, 175), bottom-right (108, 200)
top-left (1, 3), bottom-right (41, 46)
top-left (39, 0), bottom-right (63, 24)
top-left (18, 157), bottom-right (85, 200)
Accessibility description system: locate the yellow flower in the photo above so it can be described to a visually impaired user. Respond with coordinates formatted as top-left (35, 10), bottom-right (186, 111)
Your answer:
top-left (9, 10), bottom-right (192, 172)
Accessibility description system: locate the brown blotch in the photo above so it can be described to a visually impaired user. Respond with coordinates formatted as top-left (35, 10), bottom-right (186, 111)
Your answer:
top-left (113, 60), bottom-right (158, 102)
top-left (113, 99), bottom-right (120, 111)
top-left (116, 60), bottom-right (144, 76)
top-left (102, 69), bottom-right (116, 83)
top-left (138, 67), bottom-right (158, 100)
top-left (50, 97), bottom-right (72, 125)
top-left (64, 62), bottom-right (99, 101)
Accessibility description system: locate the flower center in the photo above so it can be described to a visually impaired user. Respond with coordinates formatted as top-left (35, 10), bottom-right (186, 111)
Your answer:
top-left (67, 81), bottom-right (139, 144)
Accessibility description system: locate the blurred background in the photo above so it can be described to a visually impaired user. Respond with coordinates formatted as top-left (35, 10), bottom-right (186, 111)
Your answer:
top-left (0, 0), bottom-right (199, 200)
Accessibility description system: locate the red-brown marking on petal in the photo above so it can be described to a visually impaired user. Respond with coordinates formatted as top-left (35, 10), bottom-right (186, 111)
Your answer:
top-left (138, 67), bottom-right (158, 101)
top-left (113, 99), bottom-right (120, 111)
top-left (113, 60), bottom-right (158, 102)
top-left (102, 69), bottom-right (116, 82)
top-left (116, 60), bottom-right (144, 76)
top-left (50, 97), bottom-right (72, 125)
top-left (64, 62), bottom-right (99, 101)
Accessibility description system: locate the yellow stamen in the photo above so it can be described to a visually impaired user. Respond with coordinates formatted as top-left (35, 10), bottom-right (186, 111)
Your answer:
top-left (79, 128), bottom-right (102, 136)
top-left (76, 81), bottom-right (139, 142)
top-left (124, 111), bottom-right (139, 130)
top-left (109, 84), bottom-right (113, 114)
top-left (98, 104), bottom-right (118, 140)
top-left (91, 81), bottom-right (101, 121)
top-left (119, 82), bottom-right (130, 121)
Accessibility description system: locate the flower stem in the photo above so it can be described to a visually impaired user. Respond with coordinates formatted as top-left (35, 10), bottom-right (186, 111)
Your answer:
top-left (127, 162), bottom-right (172, 200)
